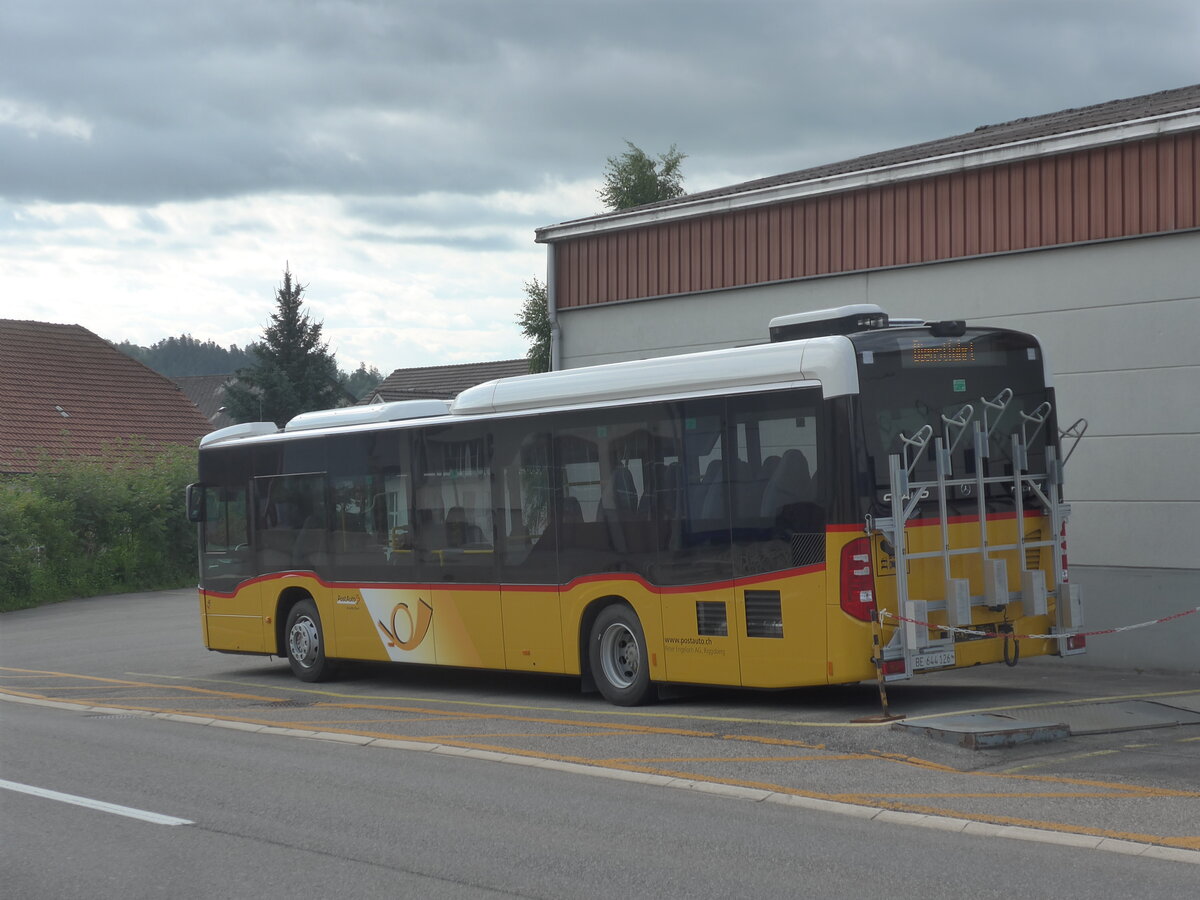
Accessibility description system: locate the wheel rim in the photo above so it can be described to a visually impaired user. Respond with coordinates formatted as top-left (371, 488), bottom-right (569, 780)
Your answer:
top-left (598, 621), bottom-right (640, 690)
top-left (288, 615), bottom-right (320, 669)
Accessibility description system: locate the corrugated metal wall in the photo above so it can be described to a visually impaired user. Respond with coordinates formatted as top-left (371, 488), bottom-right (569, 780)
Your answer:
top-left (554, 132), bottom-right (1199, 309)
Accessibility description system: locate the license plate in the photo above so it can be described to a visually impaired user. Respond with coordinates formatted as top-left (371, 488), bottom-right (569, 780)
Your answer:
top-left (912, 650), bottom-right (956, 670)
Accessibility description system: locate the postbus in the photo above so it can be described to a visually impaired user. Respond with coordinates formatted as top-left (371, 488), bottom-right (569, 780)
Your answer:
top-left (186, 305), bottom-right (1084, 705)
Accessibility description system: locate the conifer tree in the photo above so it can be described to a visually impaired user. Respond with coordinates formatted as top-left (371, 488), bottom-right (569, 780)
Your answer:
top-left (223, 267), bottom-right (344, 425)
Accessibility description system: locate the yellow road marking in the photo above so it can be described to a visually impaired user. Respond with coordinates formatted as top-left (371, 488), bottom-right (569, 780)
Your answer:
top-left (9, 673), bottom-right (1196, 801)
top-left (63, 700), bottom-right (231, 710)
top-left (316, 700), bottom-right (719, 738)
top-left (985, 771), bottom-right (1200, 798)
top-left (274, 724), bottom-right (460, 729)
top-left (722, 734), bottom-right (826, 750)
top-left (5, 685), bottom-right (1197, 850)
top-left (20, 667), bottom-right (1200, 734)
top-left (122, 671), bottom-right (894, 727)
top-left (0, 668), bottom-right (287, 704)
top-left (599, 755), bottom-right (867, 763)
top-left (999, 749), bottom-right (1129, 775)
top-left (14, 678), bottom-right (1195, 802)
top-left (397, 731), bottom-right (652, 740)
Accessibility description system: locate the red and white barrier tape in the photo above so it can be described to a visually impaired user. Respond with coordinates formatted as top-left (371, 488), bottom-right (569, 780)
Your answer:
top-left (878, 606), bottom-right (1200, 641)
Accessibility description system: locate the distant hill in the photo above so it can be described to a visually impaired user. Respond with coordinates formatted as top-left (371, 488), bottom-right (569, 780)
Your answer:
top-left (112, 335), bottom-right (258, 377)
top-left (113, 334), bottom-right (384, 401)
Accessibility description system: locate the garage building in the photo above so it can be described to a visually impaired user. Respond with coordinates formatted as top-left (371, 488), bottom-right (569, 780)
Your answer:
top-left (534, 85), bottom-right (1200, 672)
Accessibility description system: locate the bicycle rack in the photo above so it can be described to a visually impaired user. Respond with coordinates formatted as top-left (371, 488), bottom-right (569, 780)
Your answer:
top-left (868, 395), bottom-right (1087, 680)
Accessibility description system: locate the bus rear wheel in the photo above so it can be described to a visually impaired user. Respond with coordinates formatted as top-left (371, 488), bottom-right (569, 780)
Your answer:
top-left (588, 604), bottom-right (654, 706)
top-left (285, 599), bottom-right (335, 682)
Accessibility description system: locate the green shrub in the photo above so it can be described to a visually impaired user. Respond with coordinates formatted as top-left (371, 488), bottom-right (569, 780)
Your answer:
top-left (0, 443), bottom-right (198, 611)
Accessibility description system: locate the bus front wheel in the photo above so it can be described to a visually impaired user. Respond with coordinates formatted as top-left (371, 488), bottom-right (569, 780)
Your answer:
top-left (588, 604), bottom-right (654, 706)
top-left (285, 599), bottom-right (334, 682)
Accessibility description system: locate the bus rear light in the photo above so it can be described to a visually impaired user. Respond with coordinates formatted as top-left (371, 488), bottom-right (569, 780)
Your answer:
top-left (881, 658), bottom-right (906, 676)
top-left (840, 537), bottom-right (877, 622)
top-left (1067, 634), bottom-right (1086, 651)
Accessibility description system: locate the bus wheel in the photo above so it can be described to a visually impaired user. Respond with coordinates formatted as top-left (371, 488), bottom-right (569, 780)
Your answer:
top-left (588, 604), bottom-right (654, 706)
top-left (285, 599), bottom-right (334, 682)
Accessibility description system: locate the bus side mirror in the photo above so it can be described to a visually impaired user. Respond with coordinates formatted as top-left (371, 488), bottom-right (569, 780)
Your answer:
top-left (186, 483), bottom-right (205, 523)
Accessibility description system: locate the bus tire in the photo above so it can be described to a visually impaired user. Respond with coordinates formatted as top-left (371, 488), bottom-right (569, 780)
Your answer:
top-left (588, 604), bottom-right (654, 706)
top-left (285, 599), bottom-right (335, 682)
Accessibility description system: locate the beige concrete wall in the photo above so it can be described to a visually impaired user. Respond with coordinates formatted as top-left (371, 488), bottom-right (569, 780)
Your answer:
top-left (557, 231), bottom-right (1200, 670)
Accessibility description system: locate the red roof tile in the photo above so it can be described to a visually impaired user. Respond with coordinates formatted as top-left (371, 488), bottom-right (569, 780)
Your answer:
top-left (0, 319), bottom-right (212, 473)
top-left (366, 359), bottom-right (531, 403)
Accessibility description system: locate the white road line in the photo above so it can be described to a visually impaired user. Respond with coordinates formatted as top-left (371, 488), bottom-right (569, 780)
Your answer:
top-left (0, 779), bottom-right (193, 826)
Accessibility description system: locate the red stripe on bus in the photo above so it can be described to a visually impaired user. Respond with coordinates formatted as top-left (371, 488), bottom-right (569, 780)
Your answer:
top-left (201, 563), bottom-right (827, 600)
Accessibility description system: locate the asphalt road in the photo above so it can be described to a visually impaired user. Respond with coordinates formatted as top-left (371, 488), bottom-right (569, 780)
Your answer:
top-left (2, 589), bottom-right (1198, 898)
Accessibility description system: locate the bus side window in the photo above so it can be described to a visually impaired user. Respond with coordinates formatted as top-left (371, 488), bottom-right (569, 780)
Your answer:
top-left (329, 474), bottom-right (388, 567)
top-left (203, 485), bottom-right (248, 553)
top-left (415, 425), bottom-right (495, 582)
top-left (553, 408), bottom-right (661, 579)
top-left (651, 398), bottom-right (732, 586)
top-left (680, 403), bottom-right (726, 537)
top-left (495, 423), bottom-right (557, 583)
top-left (255, 474), bottom-right (328, 572)
top-left (728, 389), bottom-right (826, 574)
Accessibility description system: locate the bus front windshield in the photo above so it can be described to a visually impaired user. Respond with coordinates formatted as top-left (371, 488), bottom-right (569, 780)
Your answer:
top-left (852, 328), bottom-right (1057, 510)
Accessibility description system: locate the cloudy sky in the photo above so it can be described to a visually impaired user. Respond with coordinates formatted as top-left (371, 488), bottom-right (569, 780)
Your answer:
top-left (2, 1), bottom-right (1197, 373)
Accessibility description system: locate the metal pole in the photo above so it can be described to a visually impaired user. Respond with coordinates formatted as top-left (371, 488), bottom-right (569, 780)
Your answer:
top-left (852, 607), bottom-right (906, 723)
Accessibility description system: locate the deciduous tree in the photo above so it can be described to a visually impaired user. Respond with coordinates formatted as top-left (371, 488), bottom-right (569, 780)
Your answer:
top-left (598, 141), bottom-right (686, 210)
top-left (516, 278), bottom-right (551, 373)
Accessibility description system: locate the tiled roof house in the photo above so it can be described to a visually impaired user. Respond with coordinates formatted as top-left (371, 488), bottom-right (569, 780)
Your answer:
top-left (363, 359), bottom-right (531, 404)
top-left (174, 374), bottom-right (238, 430)
top-left (0, 319), bottom-right (212, 474)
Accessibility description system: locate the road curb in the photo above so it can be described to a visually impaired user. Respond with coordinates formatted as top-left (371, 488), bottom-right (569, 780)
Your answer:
top-left (4, 691), bottom-right (1198, 866)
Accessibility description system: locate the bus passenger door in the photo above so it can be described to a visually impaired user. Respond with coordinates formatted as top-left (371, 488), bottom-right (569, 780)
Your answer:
top-left (728, 390), bottom-right (828, 688)
top-left (418, 425), bottom-right (505, 670)
top-left (197, 483), bottom-right (267, 653)
top-left (657, 400), bottom-right (743, 687)
top-left (495, 429), bottom-right (565, 673)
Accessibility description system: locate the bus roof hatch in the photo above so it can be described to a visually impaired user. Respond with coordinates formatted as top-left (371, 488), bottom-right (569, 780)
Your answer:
top-left (769, 304), bottom-right (889, 342)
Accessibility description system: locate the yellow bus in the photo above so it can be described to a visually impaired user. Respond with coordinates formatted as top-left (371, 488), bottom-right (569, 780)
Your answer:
top-left (187, 305), bottom-right (1084, 705)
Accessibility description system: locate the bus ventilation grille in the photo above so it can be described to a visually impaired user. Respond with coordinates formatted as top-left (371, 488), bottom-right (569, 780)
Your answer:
top-left (790, 532), bottom-right (826, 566)
top-left (744, 590), bottom-right (784, 639)
top-left (696, 601), bottom-right (729, 637)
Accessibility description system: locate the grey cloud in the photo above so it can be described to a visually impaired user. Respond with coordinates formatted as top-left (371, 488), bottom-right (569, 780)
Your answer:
top-left (1, 0), bottom-right (1196, 208)
top-left (352, 228), bottom-right (525, 253)
top-left (343, 196), bottom-right (549, 230)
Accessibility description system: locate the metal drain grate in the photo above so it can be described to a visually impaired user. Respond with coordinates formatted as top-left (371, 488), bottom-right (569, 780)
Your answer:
top-left (84, 713), bottom-right (144, 720)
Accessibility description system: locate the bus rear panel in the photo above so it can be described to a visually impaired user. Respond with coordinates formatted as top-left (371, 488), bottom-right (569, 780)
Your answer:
top-left (849, 324), bottom-right (1082, 681)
